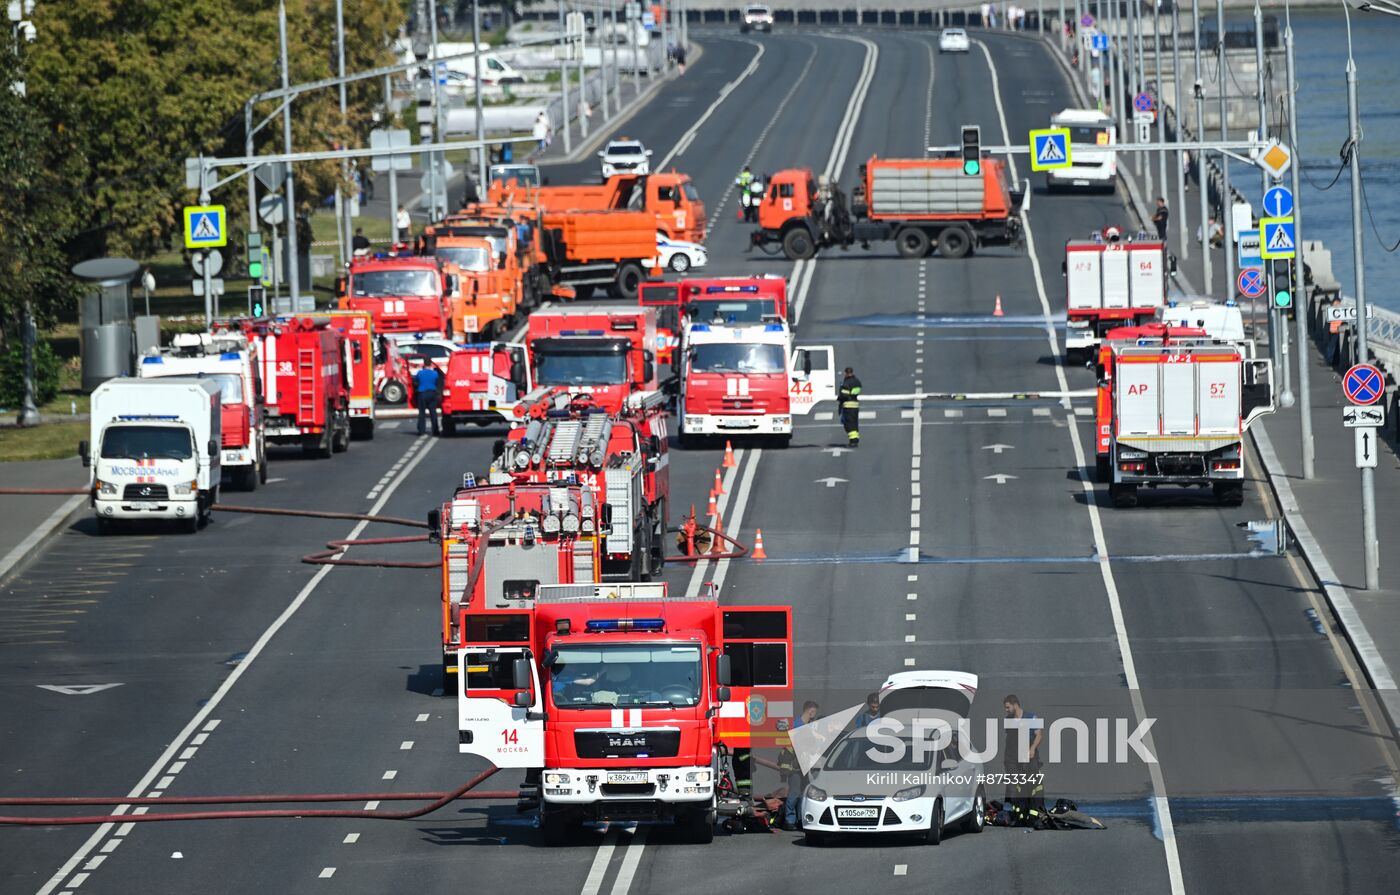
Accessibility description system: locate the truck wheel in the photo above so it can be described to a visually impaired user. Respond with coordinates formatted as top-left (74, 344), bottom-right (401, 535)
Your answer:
top-left (782, 228), bottom-right (816, 261)
top-left (95, 516), bottom-right (114, 536)
top-left (351, 418), bottom-right (375, 441)
top-left (1110, 483), bottom-right (1139, 509)
top-left (332, 416), bottom-right (350, 454)
top-left (180, 515), bottom-right (200, 534)
top-left (441, 416), bottom-right (457, 437)
top-left (234, 465), bottom-right (258, 492)
top-left (573, 284), bottom-right (595, 301)
top-left (895, 227), bottom-right (930, 259)
top-left (650, 509), bottom-right (666, 573)
top-left (612, 263), bottom-right (644, 300)
top-left (381, 380), bottom-right (407, 405)
top-left (1095, 455), bottom-right (1110, 484)
top-left (303, 429), bottom-right (332, 459)
top-left (681, 808), bottom-right (715, 844)
top-left (541, 811), bottom-right (571, 846)
top-left (936, 227), bottom-right (971, 259)
top-left (1213, 482), bottom-right (1245, 506)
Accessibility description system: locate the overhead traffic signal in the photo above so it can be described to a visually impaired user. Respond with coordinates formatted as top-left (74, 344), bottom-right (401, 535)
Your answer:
top-left (961, 126), bottom-right (981, 176)
top-left (1269, 258), bottom-right (1293, 309)
top-left (246, 231), bottom-right (264, 280)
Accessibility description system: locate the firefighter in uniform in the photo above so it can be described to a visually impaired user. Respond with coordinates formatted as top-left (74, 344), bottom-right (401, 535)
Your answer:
top-left (838, 367), bottom-right (861, 447)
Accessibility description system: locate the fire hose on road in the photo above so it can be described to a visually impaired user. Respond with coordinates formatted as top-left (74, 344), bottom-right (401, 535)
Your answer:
top-left (0, 767), bottom-right (506, 826)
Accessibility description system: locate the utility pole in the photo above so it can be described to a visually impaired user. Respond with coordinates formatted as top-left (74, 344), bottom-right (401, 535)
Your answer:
top-left (1343, 7), bottom-right (1380, 589)
top-left (559, 0), bottom-right (572, 155)
top-left (1058, 0), bottom-right (1066, 53)
top-left (1193, 0), bottom-right (1210, 290)
top-left (609, 0), bottom-right (619, 112)
top-left (1284, 9), bottom-right (1313, 479)
top-left (1171, 0), bottom-right (1187, 258)
top-left (1254, 2), bottom-right (1282, 387)
top-left (600, 1), bottom-right (611, 120)
top-left (335, 0), bottom-right (350, 266)
top-left (472, 0), bottom-right (486, 193)
top-left (426, 0), bottom-right (443, 222)
top-left (386, 74), bottom-right (401, 245)
top-left (577, 8), bottom-right (589, 139)
top-left (1217, 0), bottom-right (1234, 311)
top-left (278, 0), bottom-right (303, 311)
top-left (1154, 1), bottom-right (1167, 213)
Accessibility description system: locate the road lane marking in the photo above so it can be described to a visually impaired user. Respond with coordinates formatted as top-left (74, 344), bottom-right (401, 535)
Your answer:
top-left (382, 770), bottom-right (397, 780)
top-left (416, 713), bottom-right (430, 722)
top-left (343, 833), bottom-right (359, 844)
top-left (36, 438), bottom-right (437, 895)
top-left (656, 41), bottom-right (766, 170)
top-left (580, 828), bottom-right (620, 895)
top-left (400, 741), bottom-right (414, 750)
top-left (976, 37), bottom-right (1185, 895)
top-left (319, 868), bottom-right (336, 879)
top-left (608, 828), bottom-right (648, 895)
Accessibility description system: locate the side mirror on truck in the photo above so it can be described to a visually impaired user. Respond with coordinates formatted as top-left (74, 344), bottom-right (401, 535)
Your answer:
top-left (78, 440), bottom-right (90, 468)
top-left (334, 276), bottom-right (347, 298)
top-left (512, 658), bottom-right (533, 707)
top-left (801, 350), bottom-right (813, 376)
top-left (642, 349), bottom-right (655, 384)
top-left (207, 439), bottom-right (218, 458)
top-left (426, 508), bottom-right (441, 543)
top-left (716, 654), bottom-right (733, 687)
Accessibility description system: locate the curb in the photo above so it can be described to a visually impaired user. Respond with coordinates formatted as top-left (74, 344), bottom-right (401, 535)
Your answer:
top-left (1252, 425), bottom-right (1400, 733)
top-left (540, 40), bottom-right (706, 167)
top-left (1042, 33), bottom-right (1400, 729)
top-left (0, 494), bottom-right (85, 589)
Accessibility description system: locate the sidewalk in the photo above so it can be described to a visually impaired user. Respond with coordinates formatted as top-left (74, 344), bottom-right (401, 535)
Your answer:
top-left (1044, 28), bottom-right (1400, 728)
top-left (0, 458), bottom-right (87, 587)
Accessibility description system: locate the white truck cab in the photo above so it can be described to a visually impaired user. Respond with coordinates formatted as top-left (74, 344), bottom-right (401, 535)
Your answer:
top-left (1047, 108), bottom-right (1117, 192)
top-left (81, 378), bottom-right (222, 533)
top-left (741, 4), bottom-right (774, 32)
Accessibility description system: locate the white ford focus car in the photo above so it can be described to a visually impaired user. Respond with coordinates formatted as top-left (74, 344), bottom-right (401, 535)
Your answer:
top-left (800, 671), bottom-right (987, 845)
top-left (939, 28), bottom-right (971, 53)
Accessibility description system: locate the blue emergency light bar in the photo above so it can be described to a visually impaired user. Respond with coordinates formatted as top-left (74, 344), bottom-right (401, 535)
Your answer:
top-left (585, 618), bottom-right (666, 633)
top-left (764, 324), bottom-right (784, 331)
top-left (220, 352), bottom-right (240, 360)
top-left (690, 324), bottom-right (710, 332)
top-left (115, 414), bottom-right (180, 421)
top-left (560, 329), bottom-right (606, 336)
top-left (705, 285), bottom-right (758, 293)
top-left (141, 357), bottom-right (162, 364)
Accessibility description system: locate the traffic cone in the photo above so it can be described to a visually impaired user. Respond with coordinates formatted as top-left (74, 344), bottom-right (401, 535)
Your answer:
top-left (713, 468), bottom-right (725, 496)
top-left (707, 490), bottom-right (718, 516)
top-left (751, 528), bottom-right (768, 560)
top-left (993, 295), bottom-right (1005, 317)
top-left (710, 513), bottom-right (725, 555)
top-left (722, 440), bottom-right (737, 468)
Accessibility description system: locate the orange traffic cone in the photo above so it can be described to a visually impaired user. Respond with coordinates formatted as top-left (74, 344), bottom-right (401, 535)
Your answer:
top-left (712, 468), bottom-right (725, 496)
top-left (707, 490), bottom-right (718, 516)
top-left (751, 528), bottom-right (768, 560)
top-left (993, 295), bottom-right (1005, 317)
top-left (722, 440), bottom-right (737, 468)
top-left (710, 513), bottom-right (725, 555)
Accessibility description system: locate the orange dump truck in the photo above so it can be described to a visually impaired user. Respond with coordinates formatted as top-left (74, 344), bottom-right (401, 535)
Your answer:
top-left (536, 209), bottom-right (659, 301)
top-left (491, 171), bottom-right (706, 244)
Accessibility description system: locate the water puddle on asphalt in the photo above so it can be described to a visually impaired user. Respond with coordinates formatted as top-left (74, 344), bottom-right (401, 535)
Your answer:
top-left (832, 312), bottom-right (1060, 329)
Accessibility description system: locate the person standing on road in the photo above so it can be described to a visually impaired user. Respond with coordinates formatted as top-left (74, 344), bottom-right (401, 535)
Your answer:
top-left (396, 205), bottom-right (412, 241)
top-left (1324, 296), bottom-right (1345, 367)
top-left (414, 363), bottom-right (444, 436)
top-left (781, 700), bottom-right (820, 830)
top-left (1152, 197), bottom-right (1170, 242)
top-left (838, 367), bottom-right (862, 448)
top-left (1002, 694), bottom-right (1046, 825)
top-left (533, 111), bottom-right (550, 153)
top-left (675, 42), bottom-right (687, 73)
top-left (854, 692), bottom-right (881, 729)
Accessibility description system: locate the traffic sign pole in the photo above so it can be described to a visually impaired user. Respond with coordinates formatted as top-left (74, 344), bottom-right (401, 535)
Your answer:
top-left (1347, 28), bottom-right (1379, 589)
top-left (1285, 18), bottom-right (1314, 480)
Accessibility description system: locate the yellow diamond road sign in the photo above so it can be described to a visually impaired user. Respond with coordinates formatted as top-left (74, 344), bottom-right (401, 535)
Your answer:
top-left (1029, 127), bottom-right (1072, 171)
top-left (183, 205), bottom-right (227, 249)
top-left (1258, 140), bottom-right (1292, 181)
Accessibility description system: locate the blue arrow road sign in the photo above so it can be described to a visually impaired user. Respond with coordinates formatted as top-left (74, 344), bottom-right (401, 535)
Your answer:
top-left (1237, 267), bottom-right (1266, 299)
top-left (1263, 185), bottom-right (1294, 218)
top-left (1344, 364), bottom-right (1385, 406)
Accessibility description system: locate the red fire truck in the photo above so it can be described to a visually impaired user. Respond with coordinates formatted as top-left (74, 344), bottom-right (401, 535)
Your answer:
top-left (639, 275), bottom-right (789, 366)
top-left (439, 342), bottom-right (533, 434)
top-left (489, 394), bottom-right (668, 581)
top-left (1100, 329), bottom-right (1274, 507)
top-left (525, 305), bottom-right (662, 412)
top-left (139, 330), bottom-right (267, 491)
top-left (238, 317), bottom-right (353, 458)
top-left (1063, 235), bottom-right (1168, 365)
top-left (335, 255), bottom-right (458, 336)
top-left (450, 581), bottom-right (793, 844)
top-left (324, 310), bottom-right (379, 440)
top-left (431, 479), bottom-right (601, 689)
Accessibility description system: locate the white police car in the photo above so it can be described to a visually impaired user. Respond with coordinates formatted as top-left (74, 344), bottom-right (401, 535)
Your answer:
top-left (800, 671), bottom-right (987, 846)
top-left (598, 138), bottom-right (652, 180)
top-left (939, 28), bottom-right (971, 53)
top-left (652, 233), bottom-right (707, 273)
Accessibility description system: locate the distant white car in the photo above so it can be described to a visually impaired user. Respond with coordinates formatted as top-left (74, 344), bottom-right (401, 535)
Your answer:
top-left (741, 4), bottom-right (774, 33)
top-left (801, 671), bottom-right (987, 846)
top-left (939, 28), bottom-right (970, 53)
top-left (392, 336), bottom-right (461, 372)
top-left (653, 233), bottom-right (707, 273)
top-left (598, 138), bottom-right (652, 180)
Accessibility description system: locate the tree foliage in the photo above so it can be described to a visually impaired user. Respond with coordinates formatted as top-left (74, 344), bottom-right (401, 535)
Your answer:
top-left (16, 0), bottom-right (404, 286)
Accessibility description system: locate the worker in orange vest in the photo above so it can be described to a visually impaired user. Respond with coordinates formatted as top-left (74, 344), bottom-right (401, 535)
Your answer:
top-left (1324, 297), bottom-right (1344, 367)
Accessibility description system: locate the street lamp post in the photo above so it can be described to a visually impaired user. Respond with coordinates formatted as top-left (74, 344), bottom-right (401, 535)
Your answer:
top-left (1284, 3), bottom-right (1313, 479)
top-left (472, 0), bottom-right (486, 192)
top-left (1193, 0), bottom-right (1211, 290)
top-left (558, 0), bottom-right (572, 155)
top-left (278, 0), bottom-right (303, 310)
top-left (1217, 0), bottom-right (1234, 312)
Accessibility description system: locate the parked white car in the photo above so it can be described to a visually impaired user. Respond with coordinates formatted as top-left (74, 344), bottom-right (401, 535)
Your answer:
top-left (599, 138), bottom-right (652, 180)
top-left (653, 233), bottom-right (708, 273)
top-left (392, 336), bottom-right (462, 372)
top-left (801, 671), bottom-right (987, 846)
top-left (939, 28), bottom-right (971, 53)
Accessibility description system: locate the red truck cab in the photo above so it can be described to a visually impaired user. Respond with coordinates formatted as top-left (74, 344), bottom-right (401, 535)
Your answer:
top-left (640, 276), bottom-right (789, 366)
top-left (525, 305), bottom-right (661, 413)
top-left (439, 342), bottom-right (533, 433)
top-left (336, 255), bottom-right (457, 337)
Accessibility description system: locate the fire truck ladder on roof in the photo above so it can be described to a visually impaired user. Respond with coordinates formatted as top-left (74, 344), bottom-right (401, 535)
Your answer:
top-left (298, 348), bottom-right (317, 421)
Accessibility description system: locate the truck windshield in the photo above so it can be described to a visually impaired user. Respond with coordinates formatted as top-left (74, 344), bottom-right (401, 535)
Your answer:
top-left (437, 246), bottom-right (491, 272)
top-left (1066, 125), bottom-right (1113, 146)
top-left (204, 373), bottom-right (243, 404)
top-left (352, 269), bottom-right (439, 297)
top-left (551, 644), bottom-right (702, 709)
top-left (689, 299), bottom-right (776, 324)
top-left (100, 426), bottom-right (193, 461)
top-left (690, 343), bottom-right (785, 374)
top-left (533, 340), bottom-right (629, 385)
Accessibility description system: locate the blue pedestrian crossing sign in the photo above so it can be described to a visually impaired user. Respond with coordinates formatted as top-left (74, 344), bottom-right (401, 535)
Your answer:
top-left (183, 205), bottom-right (227, 249)
top-left (1259, 216), bottom-right (1296, 260)
top-left (1029, 127), bottom-right (1072, 171)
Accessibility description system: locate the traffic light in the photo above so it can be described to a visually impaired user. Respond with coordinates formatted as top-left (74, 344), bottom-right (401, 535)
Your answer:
top-left (961, 126), bottom-right (981, 176)
top-left (246, 231), bottom-right (263, 280)
top-left (247, 285), bottom-right (265, 318)
top-left (1269, 258), bottom-right (1293, 310)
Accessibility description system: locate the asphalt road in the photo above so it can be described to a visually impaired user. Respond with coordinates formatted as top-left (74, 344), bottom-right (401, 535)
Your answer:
top-left (2, 27), bottom-right (1398, 895)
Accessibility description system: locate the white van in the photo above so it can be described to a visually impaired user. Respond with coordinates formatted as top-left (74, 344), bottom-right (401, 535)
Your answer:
top-left (82, 378), bottom-right (222, 533)
top-left (1047, 108), bottom-right (1117, 192)
top-left (433, 42), bottom-right (525, 86)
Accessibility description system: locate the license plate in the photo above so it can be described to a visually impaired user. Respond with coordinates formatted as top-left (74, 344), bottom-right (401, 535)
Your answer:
top-left (128, 501), bottom-right (159, 510)
top-left (836, 807), bottom-right (879, 819)
top-left (607, 772), bottom-right (649, 784)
